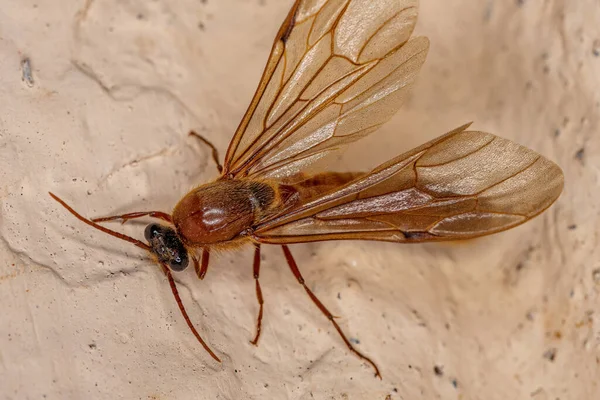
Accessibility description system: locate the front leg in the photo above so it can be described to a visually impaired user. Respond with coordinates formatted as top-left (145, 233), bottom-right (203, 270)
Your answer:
top-left (160, 263), bottom-right (221, 363)
top-left (193, 248), bottom-right (211, 280)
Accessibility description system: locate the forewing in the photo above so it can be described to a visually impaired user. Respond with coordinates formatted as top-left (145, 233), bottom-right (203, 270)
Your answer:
top-left (223, 0), bottom-right (427, 180)
top-left (253, 125), bottom-right (565, 243)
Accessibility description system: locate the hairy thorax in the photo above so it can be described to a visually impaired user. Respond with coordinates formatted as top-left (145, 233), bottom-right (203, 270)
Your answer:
top-left (172, 179), bottom-right (293, 246)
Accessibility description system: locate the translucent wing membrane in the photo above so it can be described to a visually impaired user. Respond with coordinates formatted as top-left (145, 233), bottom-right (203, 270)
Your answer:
top-left (253, 125), bottom-right (565, 243)
top-left (223, 0), bottom-right (426, 179)
top-left (222, 0), bottom-right (564, 243)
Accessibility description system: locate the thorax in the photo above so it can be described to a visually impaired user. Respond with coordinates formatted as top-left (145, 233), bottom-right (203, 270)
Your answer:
top-left (172, 179), bottom-right (290, 246)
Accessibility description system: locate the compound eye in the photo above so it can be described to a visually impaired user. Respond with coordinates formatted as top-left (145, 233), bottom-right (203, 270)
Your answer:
top-left (168, 252), bottom-right (189, 272)
top-left (144, 224), bottom-right (161, 241)
top-left (144, 223), bottom-right (188, 272)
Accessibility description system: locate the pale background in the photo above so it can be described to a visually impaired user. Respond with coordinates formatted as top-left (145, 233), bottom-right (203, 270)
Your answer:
top-left (0, 0), bottom-right (598, 399)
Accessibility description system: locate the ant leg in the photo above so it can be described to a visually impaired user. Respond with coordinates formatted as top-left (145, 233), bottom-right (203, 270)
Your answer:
top-left (49, 192), bottom-right (151, 252)
top-left (50, 192), bottom-right (219, 362)
top-left (193, 248), bottom-right (210, 280)
top-left (250, 245), bottom-right (264, 345)
top-left (160, 263), bottom-right (221, 363)
top-left (92, 211), bottom-right (172, 224)
top-left (189, 131), bottom-right (223, 173)
top-left (281, 245), bottom-right (381, 379)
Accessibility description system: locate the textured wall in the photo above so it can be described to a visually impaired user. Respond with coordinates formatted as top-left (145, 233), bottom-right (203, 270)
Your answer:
top-left (0, 0), bottom-right (598, 399)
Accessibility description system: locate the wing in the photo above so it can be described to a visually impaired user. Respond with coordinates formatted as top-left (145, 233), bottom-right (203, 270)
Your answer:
top-left (223, 0), bottom-right (427, 180)
top-left (253, 125), bottom-right (565, 243)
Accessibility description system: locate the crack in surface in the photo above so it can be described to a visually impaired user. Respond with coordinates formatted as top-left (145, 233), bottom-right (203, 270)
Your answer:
top-left (96, 145), bottom-right (178, 187)
top-left (70, 60), bottom-right (202, 122)
top-left (1, 224), bottom-right (152, 289)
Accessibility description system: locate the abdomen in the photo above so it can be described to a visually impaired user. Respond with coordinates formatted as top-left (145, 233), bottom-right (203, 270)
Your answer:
top-left (285, 172), bottom-right (362, 203)
top-left (172, 173), bottom-right (361, 246)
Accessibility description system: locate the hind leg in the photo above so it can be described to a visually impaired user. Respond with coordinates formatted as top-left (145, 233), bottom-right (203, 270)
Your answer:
top-left (281, 245), bottom-right (381, 378)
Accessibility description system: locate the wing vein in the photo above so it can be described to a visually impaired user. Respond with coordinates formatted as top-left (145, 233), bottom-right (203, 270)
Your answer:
top-left (356, 5), bottom-right (416, 61)
top-left (473, 155), bottom-right (542, 196)
top-left (237, 58), bottom-right (379, 175)
top-left (237, 39), bottom-right (428, 176)
top-left (415, 136), bottom-right (496, 168)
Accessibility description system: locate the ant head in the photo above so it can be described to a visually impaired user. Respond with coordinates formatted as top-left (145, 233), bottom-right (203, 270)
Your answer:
top-left (144, 223), bottom-right (189, 272)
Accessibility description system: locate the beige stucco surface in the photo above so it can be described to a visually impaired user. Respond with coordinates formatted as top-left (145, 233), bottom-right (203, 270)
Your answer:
top-left (1, 1), bottom-right (599, 399)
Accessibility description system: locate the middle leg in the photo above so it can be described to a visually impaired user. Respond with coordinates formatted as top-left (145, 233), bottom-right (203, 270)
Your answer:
top-left (250, 244), bottom-right (264, 345)
top-left (189, 131), bottom-right (223, 173)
